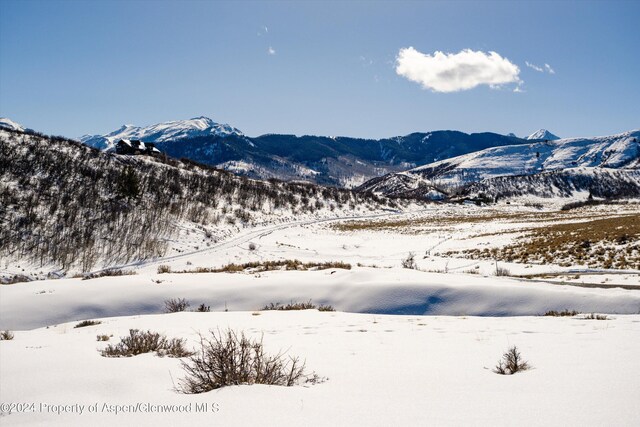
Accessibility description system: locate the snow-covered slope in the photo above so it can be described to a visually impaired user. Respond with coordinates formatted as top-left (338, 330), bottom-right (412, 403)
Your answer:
top-left (358, 129), bottom-right (640, 199)
top-left (414, 129), bottom-right (640, 183)
top-left (80, 116), bottom-right (243, 150)
top-left (464, 167), bottom-right (640, 200)
top-left (0, 117), bottom-right (25, 132)
top-left (526, 129), bottom-right (559, 141)
top-left (356, 172), bottom-right (448, 200)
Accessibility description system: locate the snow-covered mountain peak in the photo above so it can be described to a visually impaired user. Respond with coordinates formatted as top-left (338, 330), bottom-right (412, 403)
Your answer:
top-left (0, 118), bottom-right (25, 132)
top-left (189, 116), bottom-right (217, 127)
top-left (526, 129), bottom-right (559, 141)
top-left (107, 124), bottom-right (133, 136)
top-left (80, 116), bottom-right (243, 150)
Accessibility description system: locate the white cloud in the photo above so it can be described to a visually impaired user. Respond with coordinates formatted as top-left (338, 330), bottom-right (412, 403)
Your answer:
top-left (525, 61), bottom-right (544, 72)
top-left (526, 60), bottom-right (555, 74)
top-left (268, 46), bottom-right (276, 55)
top-left (395, 47), bottom-right (521, 93)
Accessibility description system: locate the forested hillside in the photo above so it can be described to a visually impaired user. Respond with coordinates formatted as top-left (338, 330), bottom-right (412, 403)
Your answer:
top-left (0, 129), bottom-right (397, 274)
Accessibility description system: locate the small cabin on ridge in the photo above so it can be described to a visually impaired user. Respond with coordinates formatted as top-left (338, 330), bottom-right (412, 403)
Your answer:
top-left (115, 139), bottom-right (161, 155)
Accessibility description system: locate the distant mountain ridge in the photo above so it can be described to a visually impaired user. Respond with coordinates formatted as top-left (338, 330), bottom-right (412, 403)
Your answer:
top-left (357, 130), bottom-right (640, 200)
top-left (5, 115), bottom-right (638, 200)
top-left (77, 116), bottom-right (531, 187)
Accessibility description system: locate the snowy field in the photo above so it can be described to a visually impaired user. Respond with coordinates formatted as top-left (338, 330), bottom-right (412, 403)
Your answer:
top-left (1, 202), bottom-right (639, 426)
top-left (1, 312), bottom-right (639, 426)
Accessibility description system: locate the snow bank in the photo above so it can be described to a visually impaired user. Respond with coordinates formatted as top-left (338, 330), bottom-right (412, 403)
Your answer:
top-left (2, 268), bottom-right (639, 330)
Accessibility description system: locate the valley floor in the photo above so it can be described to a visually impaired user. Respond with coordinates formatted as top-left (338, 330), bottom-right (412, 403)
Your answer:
top-left (1, 201), bottom-right (639, 426)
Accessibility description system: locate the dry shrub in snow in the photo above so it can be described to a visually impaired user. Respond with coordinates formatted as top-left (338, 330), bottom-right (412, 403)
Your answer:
top-left (181, 260), bottom-right (351, 274)
top-left (196, 303), bottom-right (211, 312)
top-left (544, 309), bottom-right (579, 317)
top-left (82, 269), bottom-right (136, 280)
top-left (494, 346), bottom-right (531, 375)
top-left (101, 329), bottom-right (192, 358)
top-left (584, 313), bottom-right (608, 320)
top-left (74, 320), bottom-right (102, 328)
top-left (263, 300), bottom-right (315, 311)
top-left (262, 301), bottom-right (335, 311)
top-left (495, 265), bottom-right (511, 276)
top-left (401, 252), bottom-right (417, 269)
top-left (178, 329), bottom-right (311, 393)
top-left (165, 298), bottom-right (190, 313)
top-left (157, 265), bottom-right (172, 274)
top-left (0, 330), bottom-right (15, 340)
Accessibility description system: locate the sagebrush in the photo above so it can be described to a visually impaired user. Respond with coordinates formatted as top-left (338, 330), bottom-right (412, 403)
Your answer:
top-left (101, 329), bottom-right (192, 358)
top-left (544, 309), bottom-right (579, 317)
top-left (584, 313), bottom-right (608, 320)
top-left (175, 260), bottom-right (351, 274)
top-left (178, 329), bottom-right (312, 393)
top-left (165, 298), bottom-right (190, 313)
top-left (493, 346), bottom-right (531, 375)
top-left (196, 303), bottom-right (211, 312)
top-left (401, 252), bottom-right (417, 269)
top-left (74, 320), bottom-right (102, 328)
top-left (157, 265), bottom-right (172, 274)
top-left (0, 330), bottom-right (14, 340)
top-left (82, 269), bottom-right (136, 280)
top-left (262, 300), bottom-right (336, 311)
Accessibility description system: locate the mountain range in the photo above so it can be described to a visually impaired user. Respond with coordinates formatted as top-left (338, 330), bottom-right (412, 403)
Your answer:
top-left (79, 116), bottom-right (534, 187)
top-left (6, 116), bottom-right (640, 201)
top-left (357, 130), bottom-right (640, 200)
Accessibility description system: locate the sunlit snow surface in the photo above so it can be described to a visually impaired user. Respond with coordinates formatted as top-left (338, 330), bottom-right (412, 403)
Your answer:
top-left (1, 311), bottom-right (639, 426)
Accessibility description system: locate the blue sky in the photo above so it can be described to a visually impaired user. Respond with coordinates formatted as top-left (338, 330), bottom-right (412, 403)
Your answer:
top-left (1, 0), bottom-right (638, 139)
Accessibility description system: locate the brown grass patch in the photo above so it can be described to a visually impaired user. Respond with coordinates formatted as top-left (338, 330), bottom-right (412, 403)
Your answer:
top-left (175, 260), bottom-right (351, 274)
top-left (451, 214), bottom-right (640, 270)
